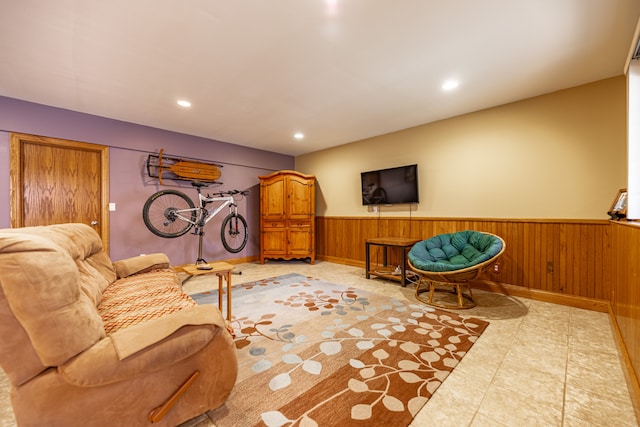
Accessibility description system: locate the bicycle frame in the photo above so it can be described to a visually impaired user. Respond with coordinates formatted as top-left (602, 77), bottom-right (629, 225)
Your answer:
top-left (174, 191), bottom-right (237, 231)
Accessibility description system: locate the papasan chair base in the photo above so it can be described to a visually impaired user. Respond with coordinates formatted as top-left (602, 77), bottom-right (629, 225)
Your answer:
top-left (408, 231), bottom-right (505, 310)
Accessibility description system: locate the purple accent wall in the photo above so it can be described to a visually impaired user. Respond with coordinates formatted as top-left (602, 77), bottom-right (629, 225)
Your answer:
top-left (0, 96), bottom-right (293, 265)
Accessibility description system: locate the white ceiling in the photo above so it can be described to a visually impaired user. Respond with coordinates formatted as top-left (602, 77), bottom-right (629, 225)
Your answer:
top-left (1, 1), bottom-right (639, 156)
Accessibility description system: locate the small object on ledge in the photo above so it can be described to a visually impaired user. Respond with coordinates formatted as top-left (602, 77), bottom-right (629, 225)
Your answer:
top-left (607, 210), bottom-right (626, 221)
top-left (608, 188), bottom-right (628, 221)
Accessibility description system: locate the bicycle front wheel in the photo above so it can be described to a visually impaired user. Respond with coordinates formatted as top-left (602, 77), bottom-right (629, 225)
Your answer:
top-left (142, 190), bottom-right (196, 238)
top-left (220, 213), bottom-right (248, 253)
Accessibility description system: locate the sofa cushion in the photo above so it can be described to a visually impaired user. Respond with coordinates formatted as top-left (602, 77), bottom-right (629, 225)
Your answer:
top-left (98, 268), bottom-right (197, 335)
top-left (0, 230), bottom-right (106, 383)
top-left (2, 223), bottom-right (117, 305)
top-left (48, 223), bottom-right (116, 305)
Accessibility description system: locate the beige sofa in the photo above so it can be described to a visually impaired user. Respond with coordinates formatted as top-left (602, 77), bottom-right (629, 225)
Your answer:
top-left (0, 223), bottom-right (238, 426)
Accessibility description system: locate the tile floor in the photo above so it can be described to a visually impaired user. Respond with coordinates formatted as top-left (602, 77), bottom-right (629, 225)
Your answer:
top-left (0, 260), bottom-right (637, 427)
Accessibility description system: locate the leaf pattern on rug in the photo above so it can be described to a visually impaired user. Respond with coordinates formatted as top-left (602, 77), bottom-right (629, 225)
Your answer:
top-left (255, 311), bottom-right (482, 426)
top-left (191, 273), bottom-right (489, 427)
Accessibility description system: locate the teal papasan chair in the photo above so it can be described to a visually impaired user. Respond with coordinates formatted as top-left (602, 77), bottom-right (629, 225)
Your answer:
top-left (408, 230), bottom-right (505, 309)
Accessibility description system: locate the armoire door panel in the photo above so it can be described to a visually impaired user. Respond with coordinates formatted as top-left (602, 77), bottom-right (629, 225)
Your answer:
top-left (262, 229), bottom-right (287, 253)
top-left (288, 176), bottom-right (315, 219)
top-left (288, 229), bottom-right (312, 255)
top-left (261, 179), bottom-right (286, 219)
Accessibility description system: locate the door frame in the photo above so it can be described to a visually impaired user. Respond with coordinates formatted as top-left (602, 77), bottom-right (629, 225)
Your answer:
top-left (9, 133), bottom-right (110, 252)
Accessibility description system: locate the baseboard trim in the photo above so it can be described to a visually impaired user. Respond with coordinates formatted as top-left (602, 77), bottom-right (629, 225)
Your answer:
top-left (470, 280), bottom-right (610, 313)
top-left (318, 255), bottom-right (364, 268)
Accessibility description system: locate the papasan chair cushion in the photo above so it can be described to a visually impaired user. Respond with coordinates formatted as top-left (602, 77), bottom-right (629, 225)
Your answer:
top-left (408, 230), bottom-right (504, 272)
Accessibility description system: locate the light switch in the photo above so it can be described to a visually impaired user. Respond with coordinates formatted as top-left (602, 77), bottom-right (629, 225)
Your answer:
top-left (109, 203), bottom-right (116, 211)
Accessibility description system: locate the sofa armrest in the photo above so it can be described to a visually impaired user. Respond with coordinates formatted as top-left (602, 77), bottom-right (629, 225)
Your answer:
top-left (59, 305), bottom-right (229, 387)
top-left (113, 253), bottom-right (170, 278)
top-left (110, 304), bottom-right (226, 359)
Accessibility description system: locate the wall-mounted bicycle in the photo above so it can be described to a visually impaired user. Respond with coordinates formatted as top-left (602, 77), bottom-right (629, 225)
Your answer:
top-left (142, 181), bottom-right (249, 266)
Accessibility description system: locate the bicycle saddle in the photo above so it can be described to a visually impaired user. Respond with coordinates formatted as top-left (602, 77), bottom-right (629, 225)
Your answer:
top-left (191, 181), bottom-right (209, 188)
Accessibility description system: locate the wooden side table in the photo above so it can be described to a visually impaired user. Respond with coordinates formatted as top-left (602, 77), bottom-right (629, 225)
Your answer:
top-left (365, 237), bottom-right (420, 287)
top-left (182, 262), bottom-right (234, 321)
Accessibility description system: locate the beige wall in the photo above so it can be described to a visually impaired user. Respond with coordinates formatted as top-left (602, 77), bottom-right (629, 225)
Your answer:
top-left (296, 76), bottom-right (627, 219)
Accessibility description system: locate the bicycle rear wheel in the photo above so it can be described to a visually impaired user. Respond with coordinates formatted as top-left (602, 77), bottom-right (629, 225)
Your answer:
top-left (142, 190), bottom-right (196, 238)
top-left (220, 213), bottom-right (248, 253)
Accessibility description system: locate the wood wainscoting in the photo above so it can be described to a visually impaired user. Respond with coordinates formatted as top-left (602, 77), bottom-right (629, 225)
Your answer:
top-left (317, 216), bottom-right (612, 300)
top-left (611, 221), bottom-right (640, 414)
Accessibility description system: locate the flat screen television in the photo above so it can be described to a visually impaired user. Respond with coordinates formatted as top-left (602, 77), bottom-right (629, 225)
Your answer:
top-left (361, 164), bottom-right (419, 206)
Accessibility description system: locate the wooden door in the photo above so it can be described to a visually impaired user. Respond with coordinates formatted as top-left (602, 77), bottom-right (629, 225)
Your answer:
top-left (9, 133), bottom-right (110, 251)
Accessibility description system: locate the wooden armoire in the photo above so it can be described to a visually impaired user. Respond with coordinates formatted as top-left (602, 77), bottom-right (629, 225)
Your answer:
top-left (259, 170), bottom-right (316, 264)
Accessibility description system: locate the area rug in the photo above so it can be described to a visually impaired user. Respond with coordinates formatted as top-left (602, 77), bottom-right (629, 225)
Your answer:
top-left (190, 273), bottom-right (489, 427)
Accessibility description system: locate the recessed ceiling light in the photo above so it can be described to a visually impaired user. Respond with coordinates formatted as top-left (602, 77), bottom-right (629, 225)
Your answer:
top-left (442, 80), bottom-right (459, 91)
top-left (325, 0), bottom-right (339, 15)
top-left (177, 100), bottom-right (192, 107)
top-left (294, 132), bottom-right (304, 140)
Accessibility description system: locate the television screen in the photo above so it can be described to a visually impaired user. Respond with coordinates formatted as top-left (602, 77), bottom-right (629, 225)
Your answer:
top-left (361, 164), bottom-right (419, 206)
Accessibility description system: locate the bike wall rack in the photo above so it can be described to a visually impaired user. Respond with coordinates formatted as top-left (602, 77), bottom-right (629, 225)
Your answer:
top-left (147, 149), bottom-right (223, 185)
